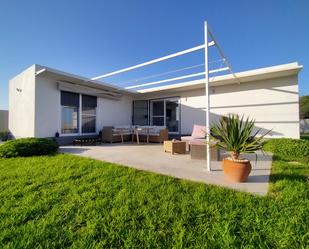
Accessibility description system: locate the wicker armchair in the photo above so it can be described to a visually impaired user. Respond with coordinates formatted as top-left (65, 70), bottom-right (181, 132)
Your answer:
top-left (101, 126), bottom-right (131, 143)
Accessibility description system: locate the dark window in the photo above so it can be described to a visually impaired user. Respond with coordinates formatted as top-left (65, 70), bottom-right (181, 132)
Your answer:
top-left (82, 94), bottom-right (97, 108)
top-left (133, 100), bottom-right (149, 125)
top-left (82, 95), bottom-right (97, 133)
top-left (152, 101), bottom-right (164, 116)
top-left (152, 117), bottom-right (164, 126)
top-left (61, 91), bottom-right (79, 107)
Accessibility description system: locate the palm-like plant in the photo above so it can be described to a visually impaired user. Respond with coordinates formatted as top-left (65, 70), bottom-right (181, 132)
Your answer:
top-left (211, 114), bottom-right (270, 161)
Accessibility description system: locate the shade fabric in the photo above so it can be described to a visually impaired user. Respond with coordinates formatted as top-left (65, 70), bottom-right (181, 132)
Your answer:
top-left (61, 91), bottom-right (79, 107)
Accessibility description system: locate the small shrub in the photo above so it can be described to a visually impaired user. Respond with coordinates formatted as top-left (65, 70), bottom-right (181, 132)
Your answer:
top-left (0, 131), bottom-right (9, 141)
top-left (0, 138), bottom-right (58, 158)
top-left (263, 138), bottom-right (309, 161)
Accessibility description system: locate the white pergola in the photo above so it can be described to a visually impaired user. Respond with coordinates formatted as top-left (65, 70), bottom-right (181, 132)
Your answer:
top-left (91, 21), bottom-right (239, 171)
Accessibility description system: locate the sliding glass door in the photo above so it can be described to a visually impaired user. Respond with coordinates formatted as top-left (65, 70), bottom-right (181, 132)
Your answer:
top-left (150, 98), bottom-right (180, 133)
top-left (150, 100), bottom-right (165, 126)
top-left (165, 98), bottom-right (180, 133)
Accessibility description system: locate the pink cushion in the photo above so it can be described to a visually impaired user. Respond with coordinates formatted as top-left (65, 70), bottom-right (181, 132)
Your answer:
top-left (191, 125), bottom-right (206, 138)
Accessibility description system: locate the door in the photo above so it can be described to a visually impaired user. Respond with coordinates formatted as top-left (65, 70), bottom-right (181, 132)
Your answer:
top-left (150, 98), bottom-right (180, 133)
top-left (150, 100), bottom-right (165, 126)
top-left (165, 98), bottom-right (180, 133)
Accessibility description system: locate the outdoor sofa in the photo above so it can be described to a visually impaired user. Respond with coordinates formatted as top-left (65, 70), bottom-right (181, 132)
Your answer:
top-left (101, 126), bottom-right (169, 143)
top-left (181, 124), bottom-right (220, 160)
top-left (135, 126), bottom-right (169, 143)
top-left (181, 124), bottom-right (206, 151)
top-left (101, 126), bottom-right (132, 143)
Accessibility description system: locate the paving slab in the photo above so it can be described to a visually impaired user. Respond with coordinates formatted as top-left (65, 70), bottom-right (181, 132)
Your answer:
top-left (60, 143), bottom-right (272, 196)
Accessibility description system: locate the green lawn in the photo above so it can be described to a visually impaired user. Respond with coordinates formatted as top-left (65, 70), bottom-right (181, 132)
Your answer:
top-left (0, 153), bottom-right (308, 248)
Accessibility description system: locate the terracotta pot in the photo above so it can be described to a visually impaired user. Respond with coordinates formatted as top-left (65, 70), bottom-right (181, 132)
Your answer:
top-left (222, 159), bottom-right (252, 182)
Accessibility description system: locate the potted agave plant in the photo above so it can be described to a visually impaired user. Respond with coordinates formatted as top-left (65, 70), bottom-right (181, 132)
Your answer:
top-left (211, 114), bottom-right (269, 182)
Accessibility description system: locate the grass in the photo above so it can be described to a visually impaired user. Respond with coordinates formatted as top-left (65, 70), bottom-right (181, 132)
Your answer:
top-left (0, 153), bottom-right (308, 248)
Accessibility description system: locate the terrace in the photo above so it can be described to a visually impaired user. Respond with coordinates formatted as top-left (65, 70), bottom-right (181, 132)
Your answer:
top-left (60, 143), bottom-right (272, 196)
top-left (56, 22), bottom-right (278, 196)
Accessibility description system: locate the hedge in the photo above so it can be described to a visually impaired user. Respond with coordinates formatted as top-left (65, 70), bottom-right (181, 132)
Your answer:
top-left (0, 131), bottom-right (9, 141)
top-left (263, 138), bottom-right (309, 161)
top-left (0, 138), bottom-right (58, 158)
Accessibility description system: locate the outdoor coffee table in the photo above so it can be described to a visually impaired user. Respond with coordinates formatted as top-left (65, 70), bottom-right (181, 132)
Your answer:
top-left (164, 140), bottom-right (186, 154)
top-left (132, 127), bottom-right (152, 144)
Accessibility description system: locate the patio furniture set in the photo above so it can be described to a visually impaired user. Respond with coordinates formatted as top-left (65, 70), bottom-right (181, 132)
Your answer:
top-left (101, 126), bottom-right (169, 144)
top-left (164, 124), bottom-right (219, 161)
top-left (73, 126), bottom-right (168, 145)
top-left (73, 124), bottom-right (219, 161)
top-left (163, 139), bottom-right (219, 161)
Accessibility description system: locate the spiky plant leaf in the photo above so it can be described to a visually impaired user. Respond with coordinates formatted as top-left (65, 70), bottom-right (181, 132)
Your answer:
top-left (211, 114), bottom-right (271, 159)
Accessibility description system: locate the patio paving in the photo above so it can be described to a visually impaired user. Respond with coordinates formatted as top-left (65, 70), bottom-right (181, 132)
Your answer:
top-left (60, 143), bottom-right (272, 196)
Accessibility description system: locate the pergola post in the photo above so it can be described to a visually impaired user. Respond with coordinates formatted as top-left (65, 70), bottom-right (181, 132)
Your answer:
top-left (204, 21), bottom-right (211, 171)
top-left (90, 21), bottom-right (239, 174)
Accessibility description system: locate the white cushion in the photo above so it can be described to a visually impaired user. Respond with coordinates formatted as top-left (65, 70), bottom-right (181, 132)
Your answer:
top-left (114, 125), bottom-right (132, 129)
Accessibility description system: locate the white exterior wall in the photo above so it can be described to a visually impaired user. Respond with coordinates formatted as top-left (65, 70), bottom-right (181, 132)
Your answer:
top-left (137, 75), bottom-right (300, 138)
top-left (34, 76), bottom-right (133, 138)
top-left (9, 64), bottom-right (300, 139)
top-left (9, 65), bottom-right (36, 138)
top-left (97, 95), bottom-right (133, 129)
top-left (210, 75), bottom-right (299, 138)
top-left (35, 76), bottom-right (61, 137)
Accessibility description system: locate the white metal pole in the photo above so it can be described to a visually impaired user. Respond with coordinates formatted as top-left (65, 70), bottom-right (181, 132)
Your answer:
top-left (204, 21), bottom-right (211, 171)
top-left (91, 43), bottom-right (216, 81)
top-left (91, 44), bottom-right (205, 81)
top-left (207, 29), bottom-right (241, 84)
top-left (125, 67), bottom-right (229, 90)
top-left (125, 72), bottom-right (205, 89)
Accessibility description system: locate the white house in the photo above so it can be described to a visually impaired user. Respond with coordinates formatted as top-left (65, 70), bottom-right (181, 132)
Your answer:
top-left (9, 62), bottom-right (302, 143)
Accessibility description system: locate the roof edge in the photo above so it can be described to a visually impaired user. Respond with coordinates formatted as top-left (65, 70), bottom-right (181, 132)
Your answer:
top-left (137, 62), bottom-right (303, 93)
top-left (34, 64), bottom-right (135, 94)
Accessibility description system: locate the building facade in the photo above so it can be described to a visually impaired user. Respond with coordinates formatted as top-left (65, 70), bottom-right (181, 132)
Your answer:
top-left (9, 63), bottom-right (302, 140)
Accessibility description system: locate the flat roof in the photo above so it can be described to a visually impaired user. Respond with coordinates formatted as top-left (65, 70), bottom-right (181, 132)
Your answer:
top-left (34, 62), bottom-right (302, 96)
top-left (35, 64), bottom-right (134, 95)
top-left (136, 62), bottom-right (303, 94)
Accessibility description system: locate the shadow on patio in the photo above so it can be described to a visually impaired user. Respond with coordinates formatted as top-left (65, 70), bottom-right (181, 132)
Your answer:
top-left (60, 142), bottom-right (272, 196)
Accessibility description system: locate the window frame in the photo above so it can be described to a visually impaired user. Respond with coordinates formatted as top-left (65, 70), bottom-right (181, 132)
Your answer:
top-left (132, 100), bottom-right (149, 126)
top-left (149, 97), bottom-right (181, 134)
top-left (61, 105), bottom-right (80, 135)
top-left (60, 91), bottom-right (97, 136)
top-left (150, 100), bottom-right (165, 126)
top-left (81, 94), bottom-right (97, 134)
